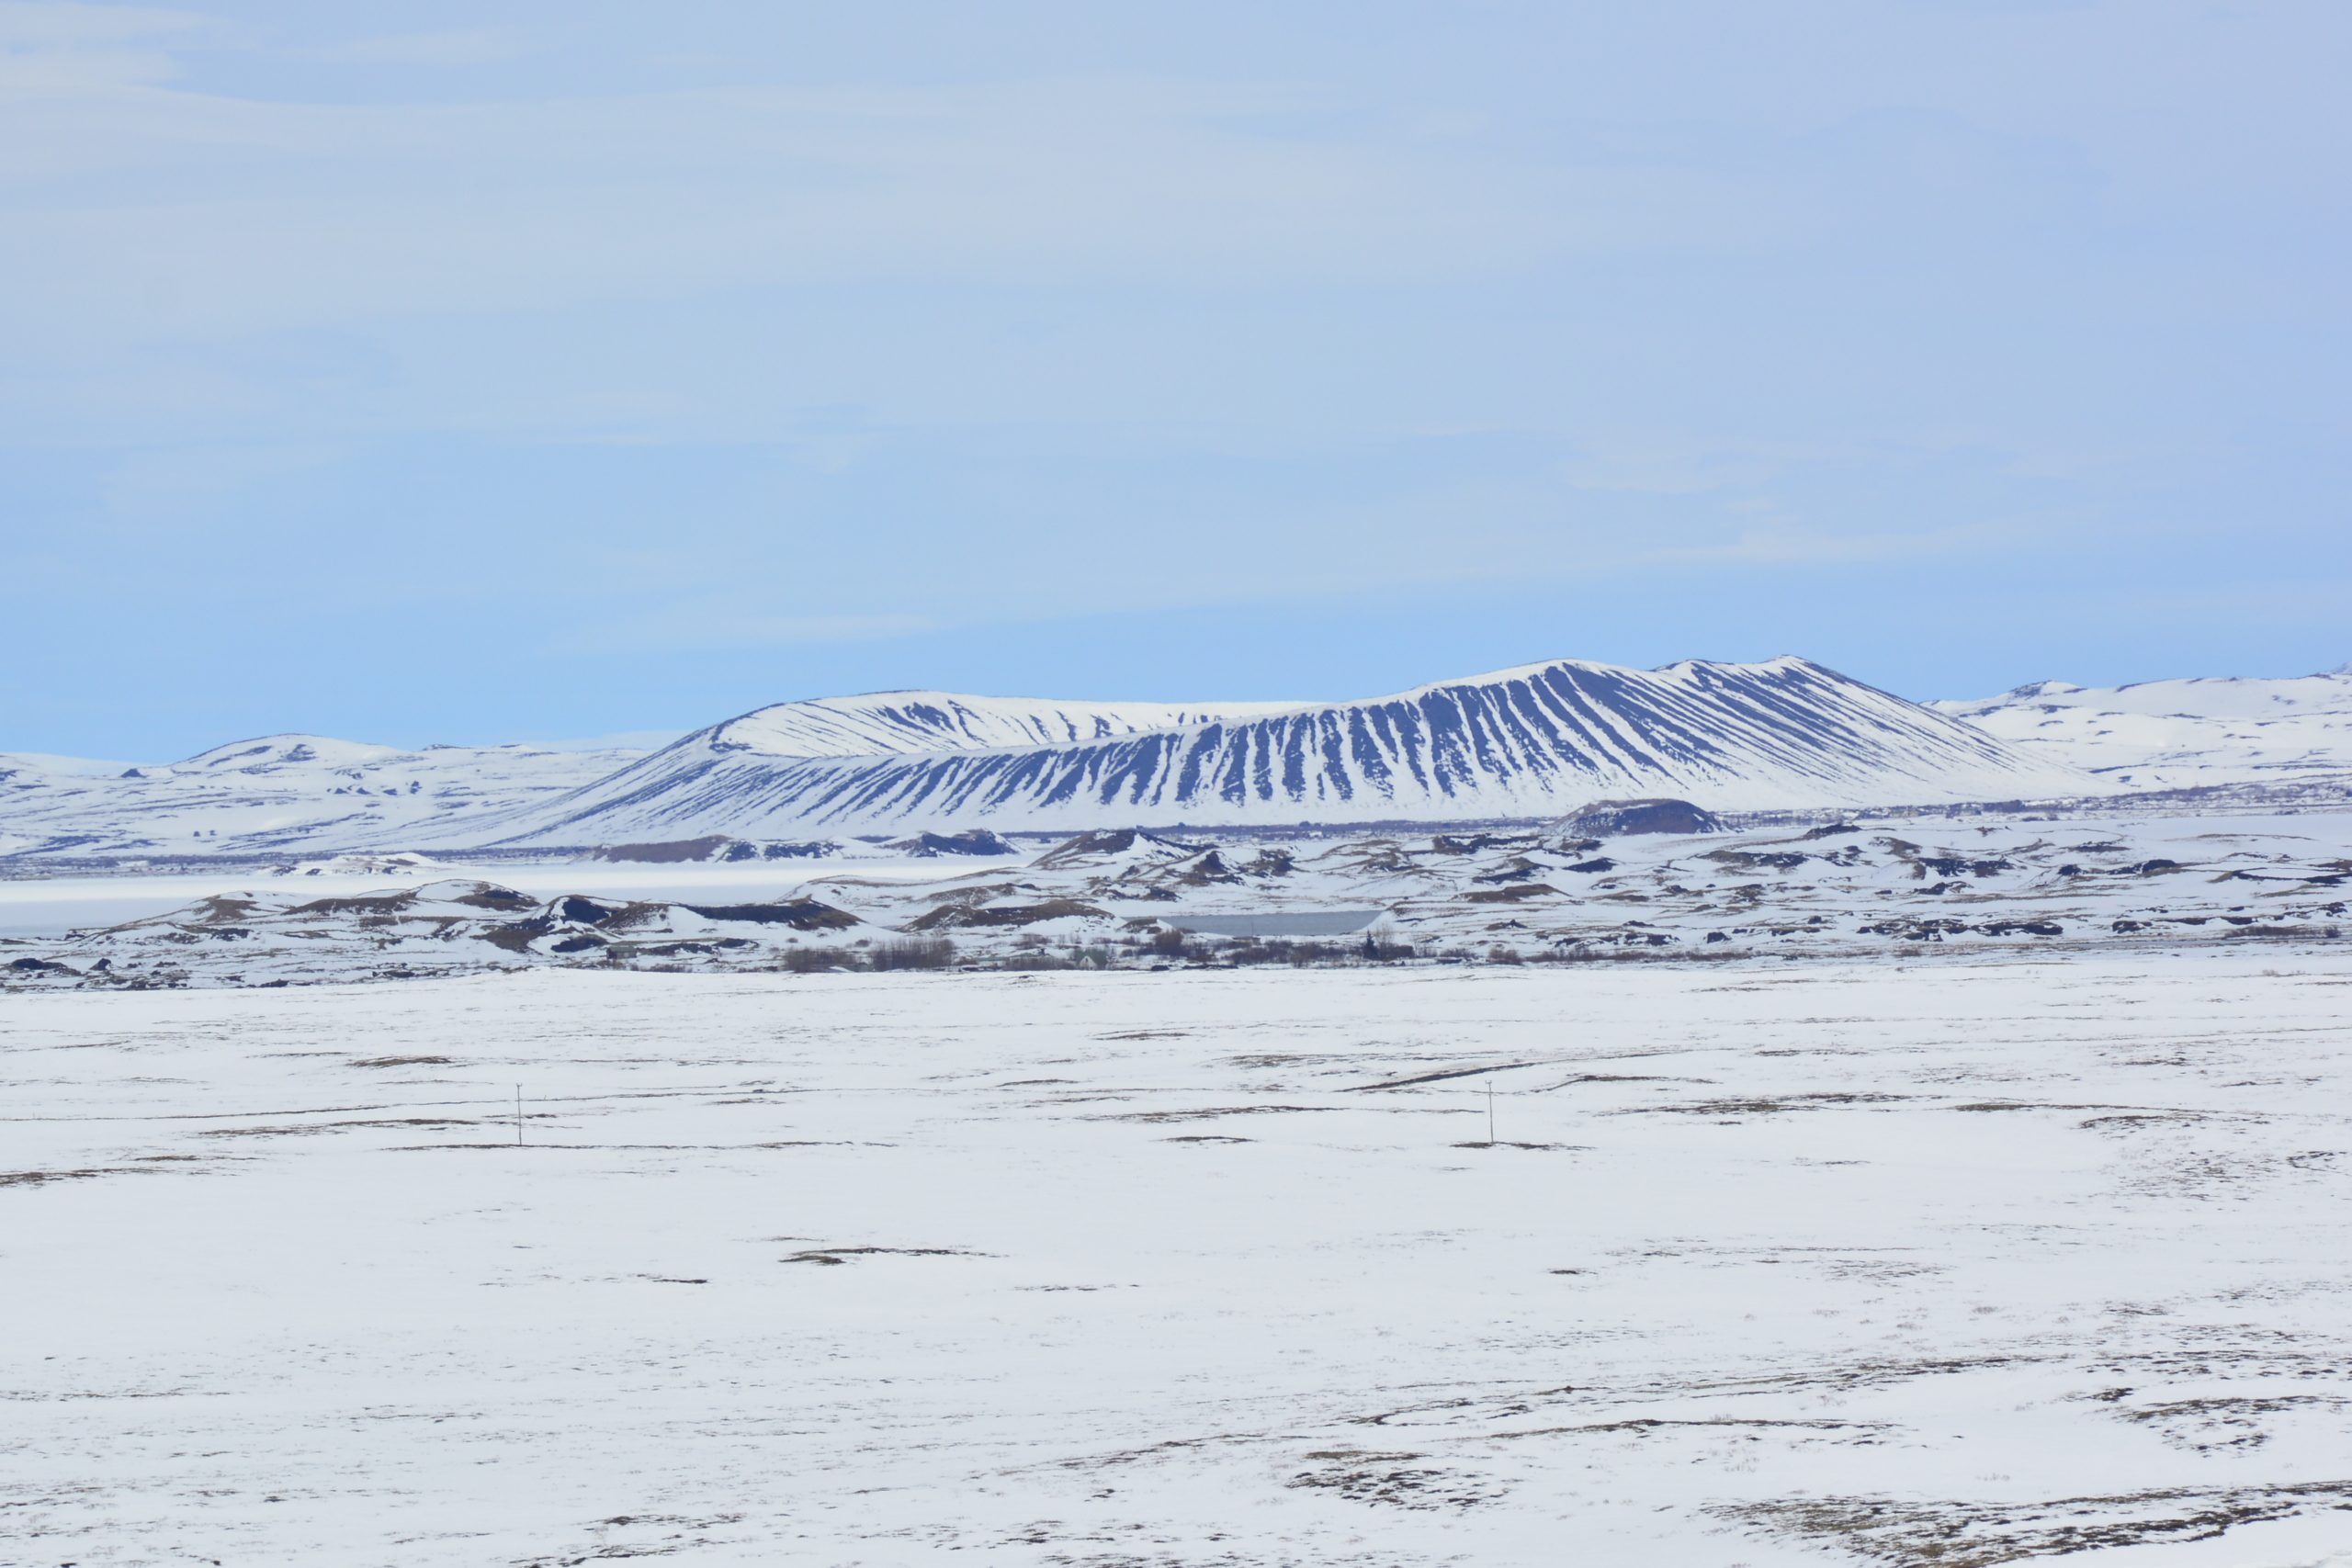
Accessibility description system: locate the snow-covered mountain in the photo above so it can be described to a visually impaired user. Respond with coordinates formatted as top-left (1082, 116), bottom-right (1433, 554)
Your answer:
top-left (0, 735), bottom-right (650, 859)
top-left (0, 700), bottom-right (1292, 861)
top-left (41, 654), bottom-right (2352, 864)
top-left (450, 657), bottom-right (2090, 846)
top-left (1930, 667), bottom-right (2352, 792)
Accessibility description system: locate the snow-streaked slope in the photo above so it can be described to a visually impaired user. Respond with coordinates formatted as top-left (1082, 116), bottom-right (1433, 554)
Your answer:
top-left (465, 657), bottom-right (2091, 844)
top-left (0, 735), bottom-right (650, 859)
top-left (1931, 667), bottom-right (2352, 791)
top-left (0, 701), bottom-right (1286, 862)
top-left (716, 691), bottom-right (1303, 757)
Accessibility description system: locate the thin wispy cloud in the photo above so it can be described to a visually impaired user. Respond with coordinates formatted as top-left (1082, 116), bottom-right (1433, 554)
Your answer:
top-left (305, 28), bottom-right (529, 68)
top-left (0, 1), bottom-right (199, 47)
top-left (1, 0), bottom-right (2344, 755)
top-left (601, 610), bottom-right (944, 653)
top-left (0, 80), bottom-right (1747, 354)
top-left (0, 0), bottom-right (199, 89)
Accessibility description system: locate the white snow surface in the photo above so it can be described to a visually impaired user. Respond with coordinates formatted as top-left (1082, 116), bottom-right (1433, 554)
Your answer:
top-left (1933, 667), bottom-right (2352, 792)
top-left (8, 954), bottom-right (2352, 1563)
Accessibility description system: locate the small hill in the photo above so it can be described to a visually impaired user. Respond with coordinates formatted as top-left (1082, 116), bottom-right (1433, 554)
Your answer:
top-left (1931, 668), bottom-right (2352, 793)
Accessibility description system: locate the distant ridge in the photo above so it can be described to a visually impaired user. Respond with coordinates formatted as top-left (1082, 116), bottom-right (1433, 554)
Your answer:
top-left (1931, 666), bottom-right (2352, 791)
top-left (0, 735), bottom-right (644, 860)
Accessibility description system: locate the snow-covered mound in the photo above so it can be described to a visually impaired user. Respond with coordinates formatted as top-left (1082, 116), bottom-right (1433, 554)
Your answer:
top-left (461, 657), bottom-right (2090, 845)
top-left (0, 735), bottom-right (650, 860)
top-left (1931, 667), bottom-right (2352, 792)
top-left (1558, 798), bottom-right (1723, 837)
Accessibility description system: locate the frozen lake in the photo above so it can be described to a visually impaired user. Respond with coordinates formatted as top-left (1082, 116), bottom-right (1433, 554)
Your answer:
top-left (6, 955), bottom-right (2352, 1563)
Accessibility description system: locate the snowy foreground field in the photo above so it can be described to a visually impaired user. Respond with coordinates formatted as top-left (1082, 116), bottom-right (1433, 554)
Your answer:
top-left (8, 955), bottom-right (2352, 1566)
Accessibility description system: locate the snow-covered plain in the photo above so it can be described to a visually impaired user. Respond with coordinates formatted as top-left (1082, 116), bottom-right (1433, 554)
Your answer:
top-left (7, 955), bottom-right (2352, 1565)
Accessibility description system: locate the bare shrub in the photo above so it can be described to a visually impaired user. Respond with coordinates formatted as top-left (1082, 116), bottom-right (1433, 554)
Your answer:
top-left (868, 936), bottom-right (957, 971)
top-left (998, 951), bottom-right (1079, 971)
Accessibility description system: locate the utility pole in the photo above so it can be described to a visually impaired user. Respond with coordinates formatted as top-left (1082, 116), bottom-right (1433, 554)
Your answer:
top-left (514, 1084), bottom-right (524, 1146)
top-left (1487, 1082), bottom-right (1496, 1146)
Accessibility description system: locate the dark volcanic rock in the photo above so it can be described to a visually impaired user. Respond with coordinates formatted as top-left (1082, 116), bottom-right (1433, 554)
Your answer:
top-left (1430, 832), bottom-right (1541, 856)
top-left (906, 898), bottom-right (1107, 931)
top-left (593, 835), bottom-right (837, 863)
top-left (1464, 884), bottom-right (1563, 904)
top-left (1031, 829), bottom-right (1200, 870)
top-left (1706, 849), bottom-right (1809, 873)
top-left (1558, 798), bottom-right (1723, 838)
top-left (447, 884), bottom-right (536, 912)
top-left (1162, 850), bottom-right (1241, 886)
top-left (682, 899), bottom-right (860, 931)
top-left (593, 836), bottom-right (747, 863)
top-left (1980, 919), bottom-right (2064, 938)
top-left (888, 829), bottom-right (1018, 858)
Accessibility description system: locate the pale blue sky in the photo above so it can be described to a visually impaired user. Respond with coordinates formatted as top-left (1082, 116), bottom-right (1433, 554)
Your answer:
top-left (4, 0), bottom-right (2346, 759)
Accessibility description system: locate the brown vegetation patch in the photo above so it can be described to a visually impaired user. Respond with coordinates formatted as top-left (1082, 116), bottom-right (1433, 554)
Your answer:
top-left (683, 899), bottom-right (858, 931)
top-left (1727, 1479), bottom-right (2352, 1565)
top-left (907, 898), bottom-right (1105, 931)
top-left (1464, 884), bottom-right (1561, 904)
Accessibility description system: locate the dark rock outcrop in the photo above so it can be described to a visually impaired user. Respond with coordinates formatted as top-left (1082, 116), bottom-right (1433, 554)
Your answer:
top-left (1557, 798), bottom-right (1723, 838)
